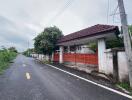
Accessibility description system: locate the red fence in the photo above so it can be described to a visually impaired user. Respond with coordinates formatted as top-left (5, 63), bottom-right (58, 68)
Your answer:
top-left (53, 53), bottom-right (98, 65)
top-left (53, 53), bottom-right (59, 62)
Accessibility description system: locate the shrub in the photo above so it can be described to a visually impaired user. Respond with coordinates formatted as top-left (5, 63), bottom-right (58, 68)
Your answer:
top-left (0, 49), bottom-right (17, 74)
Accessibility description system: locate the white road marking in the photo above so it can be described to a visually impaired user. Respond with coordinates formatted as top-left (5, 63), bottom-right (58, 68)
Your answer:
top-left (46, 64), bottom-right (132, 99)
top-left (26, 72), bottom-right (31, 80)
top-left (23, 64), bottom-right (26, 67)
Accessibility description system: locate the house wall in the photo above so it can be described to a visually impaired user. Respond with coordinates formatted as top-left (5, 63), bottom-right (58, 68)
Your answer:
top-left (105, 50), bottom-right (113, 75)
top-left (98, 49), bottom-right (113, 75)
top-left (103, 50), bottom-right (129, 82)
top-left (38, 54), bottom-right (44, 60)
top-left (31, 54), bottom-right (49, 61)
top-left (76, 45), bottom-right (95, 54)
top-left (63, 45), bottom-right (95, 54)
top-left (118, 52), bottom-right (129, 82)
top-left (31, 54), bottom-right (38, 58)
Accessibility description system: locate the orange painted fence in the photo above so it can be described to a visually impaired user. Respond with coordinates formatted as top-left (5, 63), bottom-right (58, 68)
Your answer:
top-left (53, 53), bottom-right (59, 62)
top-left (53, 53), bottom-right (98, 65)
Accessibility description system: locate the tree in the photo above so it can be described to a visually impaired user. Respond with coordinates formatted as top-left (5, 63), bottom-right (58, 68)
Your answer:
top-left (128, 25), bottom-right (132, 36)
top-left (88, 38), bottom-right (124, 52)
top-left (23, 48), bottom-right (34, 57)
top-left (106, 38), bottom-right (124, 49)
top-left (8, 47), bottom-right (18, 53)
top-left (128, 25), bottom-right (132, 41)
top-left (34, 26), bottom-right (63, 56)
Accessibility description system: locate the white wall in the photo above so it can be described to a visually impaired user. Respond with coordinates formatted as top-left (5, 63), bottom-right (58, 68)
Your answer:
top-left (118, 52), bottom-right (129, 82)
top-left (105, 50), bottom-right (113, 74)
top-left (38, 54), bottom-right (43, 60)
top-left (81, 48), bottom-right (94, 54)
top-left (76, 45), bottom-right (94, 54)
top-left (98, 38), bottom-right (107, 73)
top-left (32, 54), bottom-right (49, 61)
top-left (103, 50), bottom-right (129, 82)
top-left (31, 54), bottom-right (38, 58)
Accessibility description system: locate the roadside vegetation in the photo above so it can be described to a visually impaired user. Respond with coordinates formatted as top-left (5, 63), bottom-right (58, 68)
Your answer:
top-left (128, 25), bottom-right (132, 36)
top-left (34, 26), bottom-right (63, 61)
top-left (0, 47), bottom-right (17, 74)
top-left (116, 82), bottom-right (132, 94)
top-left (23, 48), bottom-right (34, 57)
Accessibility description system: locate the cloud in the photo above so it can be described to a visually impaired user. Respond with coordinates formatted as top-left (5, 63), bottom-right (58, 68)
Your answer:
top-left (0, 0), bottom-right (132, 51)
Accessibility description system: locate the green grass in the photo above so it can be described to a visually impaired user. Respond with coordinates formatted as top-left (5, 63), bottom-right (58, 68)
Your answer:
top-left (116, 82), bottom-right (132, 94)
top-left (118, 82), bottom-right (130, 90)
top-left (0, 50), bottom-right (17, 74)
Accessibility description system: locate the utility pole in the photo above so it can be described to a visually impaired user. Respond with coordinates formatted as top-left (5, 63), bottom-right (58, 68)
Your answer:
top-left (117, 0), bottom-right (132, 87)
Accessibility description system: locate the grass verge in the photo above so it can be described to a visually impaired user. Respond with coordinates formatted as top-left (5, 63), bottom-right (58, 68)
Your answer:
top-left (116, 82), bottom-right (132, 95)
top-left (0, 50), bottom-right (17, 74)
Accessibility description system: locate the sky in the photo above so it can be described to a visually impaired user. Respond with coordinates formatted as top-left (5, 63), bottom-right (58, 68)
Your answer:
top-left (0, 0), bottom-right (132, 52)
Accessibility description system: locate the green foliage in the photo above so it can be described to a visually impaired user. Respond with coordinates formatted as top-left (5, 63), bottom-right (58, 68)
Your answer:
top-left (118, 82), bottom-right (130, 90)
top-left (117, 82), bottom-right (132, 94)
top-left (88, 43), bottom-right (97, 52)
top-left (34, 26), bottom-right (63, 55)
top-left (8, 47), bottom-right (18, 53)
top-left (42, 60), bottom-right (52, 64)
top-left (0, 48), bottom-right (17, 74)
top-left (129, 25), bottom-right (132, 36)
top-left (88, 38), bottom-right (124, 51)
top-left (106, 38), bottom-right (124, 49)
top-left (23, 48), bottom-right (34, 57)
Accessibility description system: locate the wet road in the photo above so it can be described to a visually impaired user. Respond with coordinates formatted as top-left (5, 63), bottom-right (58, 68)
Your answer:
top-left (0, 55), bottom-right (131, 100)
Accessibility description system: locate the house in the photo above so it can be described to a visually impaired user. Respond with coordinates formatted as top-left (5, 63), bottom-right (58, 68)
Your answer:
top-left (34, 24), bottom-right (128, 82)
top-left (53, 24), bottom-right (119, 72)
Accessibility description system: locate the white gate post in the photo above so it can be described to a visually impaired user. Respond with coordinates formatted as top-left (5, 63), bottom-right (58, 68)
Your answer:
top-left (68, 46), bottom-right (70, 53)
top-left (51, 52), bottom-right (54, 62)
top-left (98, 38), bottom-right (106, 73)
top-left (59, 46), bottom-right (64, 63)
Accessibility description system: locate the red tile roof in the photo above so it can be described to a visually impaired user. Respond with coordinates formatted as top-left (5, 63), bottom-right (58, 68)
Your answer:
top-left (58, 24), bottom-right (119, 43)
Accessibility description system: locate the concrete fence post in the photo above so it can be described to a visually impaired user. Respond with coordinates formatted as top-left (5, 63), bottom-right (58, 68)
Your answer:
top-left (59, 46), bottom-right (64, 63)
top-left (98, 38), bottom-right (106, 73)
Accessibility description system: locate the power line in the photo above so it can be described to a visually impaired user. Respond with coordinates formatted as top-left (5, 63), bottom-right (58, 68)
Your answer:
top-left (112, 4), bottom-right (119, 23)
top-left (45, 0), bottom-right (75, 26)
top-left (109, 2), bottom-right (120, 24)
top-left (107, 0), bottom-right (110, 24)
top-left (113, 4), bottom-right (119, 15)
top-left (47, 0), bottom-right (74, 25)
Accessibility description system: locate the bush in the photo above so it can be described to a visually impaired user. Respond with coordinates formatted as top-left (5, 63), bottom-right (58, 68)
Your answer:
top-left (0, 49), bottom-right (17, 74)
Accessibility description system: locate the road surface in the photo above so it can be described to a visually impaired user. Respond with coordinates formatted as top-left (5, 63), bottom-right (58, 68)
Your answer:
top-left (0, 55), bottom-right (131, 100)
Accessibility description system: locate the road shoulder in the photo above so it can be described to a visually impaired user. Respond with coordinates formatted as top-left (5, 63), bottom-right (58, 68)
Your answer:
top-left (44, 63), bottom-right (132, 99)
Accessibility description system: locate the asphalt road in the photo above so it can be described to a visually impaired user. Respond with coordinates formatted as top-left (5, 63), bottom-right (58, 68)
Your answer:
top-left (0, 54), bottom-right (131, 100)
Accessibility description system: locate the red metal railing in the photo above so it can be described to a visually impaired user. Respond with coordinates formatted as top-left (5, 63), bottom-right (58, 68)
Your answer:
top-left (53, 53), bottom-right (98, 65)
top-left (53, 53), bottom-right (59, 62)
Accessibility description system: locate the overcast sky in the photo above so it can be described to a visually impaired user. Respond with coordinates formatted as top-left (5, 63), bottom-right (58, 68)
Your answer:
top-left (0, 0), bottom-right (132, 52)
